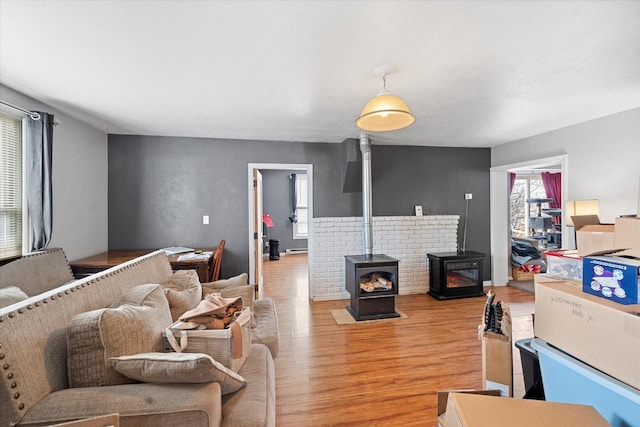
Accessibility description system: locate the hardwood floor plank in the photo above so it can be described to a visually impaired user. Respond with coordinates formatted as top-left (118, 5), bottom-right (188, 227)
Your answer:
top-left (262, 254), bottom-right (534, 426)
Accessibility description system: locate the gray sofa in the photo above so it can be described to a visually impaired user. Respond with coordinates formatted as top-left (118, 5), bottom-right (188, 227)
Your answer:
top-left (0, 248), bottom-right (76, 308)
top-left (0, 250), bottom-right (278, 427)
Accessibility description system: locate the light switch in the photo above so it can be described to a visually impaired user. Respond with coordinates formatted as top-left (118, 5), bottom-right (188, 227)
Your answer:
top-left (203, 215), bottom-right (209, 225)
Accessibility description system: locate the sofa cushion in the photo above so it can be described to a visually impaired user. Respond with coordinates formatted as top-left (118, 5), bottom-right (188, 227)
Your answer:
top-left (251, 298), bottom-right (280, 359)
top-left (0, 286), bottom-right (29, 308)
top-left (66, 284), bottom-right (172, 388)
top-left (161, 270), bottom-right (203, 321)
top-left (110, 352), bottom-right (247, 394)
top-left (17, 382), bottom-right (222, 427)
top-left (221, 343), bottom-right (275, 427)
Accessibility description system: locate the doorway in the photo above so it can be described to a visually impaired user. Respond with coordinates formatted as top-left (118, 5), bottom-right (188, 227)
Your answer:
top-left (247, 163), bottom-right (313, 299)
top-left (510, 165), bottom-right (562, 247)
top-left (490, 155), bottom-right (568, 285)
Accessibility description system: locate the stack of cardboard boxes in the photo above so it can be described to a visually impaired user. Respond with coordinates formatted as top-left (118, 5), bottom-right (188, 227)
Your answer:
top-left (529, 182), bottom-right (640, 426)
top-left (618, 176), bottom-right (640, 258)
top-left (573, 177), bottom-right (640, 258)
top-left (547, 179), bottom-right (640, 291)
top-left (436, 293), bottom-right (612, 426)
top-left (573, 212), bottom-right (640, 258)
top-left (534, 275), bottom-right (640, 389)
top-left (564, 180), bottom-right (640, 305)
top-left (532, 275), bottom-right (640, 425)
top-left (436, 183), bottom-right (640, 426)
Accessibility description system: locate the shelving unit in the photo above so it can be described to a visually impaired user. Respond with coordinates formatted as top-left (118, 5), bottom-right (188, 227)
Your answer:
top-left (526, 198), bottom-right (561, 250)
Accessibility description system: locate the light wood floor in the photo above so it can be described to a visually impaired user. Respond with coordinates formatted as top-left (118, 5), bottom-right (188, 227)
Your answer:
top-left (262, 254), bottom-right (535, 427)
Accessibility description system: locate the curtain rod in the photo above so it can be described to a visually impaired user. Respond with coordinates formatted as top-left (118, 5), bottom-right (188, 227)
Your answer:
top-left (0, 100), bottom-right (62, 126)
top-left (0, 100), bottom-right (41, 120)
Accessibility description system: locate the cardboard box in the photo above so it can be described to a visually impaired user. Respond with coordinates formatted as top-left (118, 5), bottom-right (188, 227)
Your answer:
top-left (534, 277), bottom-right (640, 389)
top-left (481, 333), bottom-right (512, 397)
top-left (583, 255), bottom-right (640, 304)
top-left (441, 392), bottom-right (609, 427)
top-left (436, 390), bottom-right (501, 427)
top-left (480, 302), bottom-right (512, 397)
top-left (615, 216), bottom-right (640, 258)
top-left (573, 215), bottom-right (615, 256)
top-left (545, 249), bottom-right (582, 282)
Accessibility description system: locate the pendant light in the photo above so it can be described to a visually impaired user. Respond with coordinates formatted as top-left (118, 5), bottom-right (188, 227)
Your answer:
top-left (355, 65), bottom-right (415, 132)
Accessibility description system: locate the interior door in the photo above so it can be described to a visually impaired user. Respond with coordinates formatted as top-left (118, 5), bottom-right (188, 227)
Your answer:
top-left (253, 169), bottom-right (264, 299)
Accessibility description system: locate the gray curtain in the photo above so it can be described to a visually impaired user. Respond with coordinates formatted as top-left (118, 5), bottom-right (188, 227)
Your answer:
top-left (26, 111), bottom-right (54, 251)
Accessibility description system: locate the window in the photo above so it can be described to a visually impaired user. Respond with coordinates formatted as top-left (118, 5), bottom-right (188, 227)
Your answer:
top-left (293, 174), bottom-right (308, 239)
top-left (510, 175), bottom-right (546, 237)
top-left (0, 113), bottom-right (24, 260)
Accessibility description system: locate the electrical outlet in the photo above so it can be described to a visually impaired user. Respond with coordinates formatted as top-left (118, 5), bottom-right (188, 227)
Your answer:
top-left (465, 193), bottom-right (473, 200)
top-left (203, 215), bottom-right (209, 225)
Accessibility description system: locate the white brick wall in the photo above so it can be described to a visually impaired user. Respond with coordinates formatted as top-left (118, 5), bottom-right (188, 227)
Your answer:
top-left (310, 215), bottom-right (459, 301)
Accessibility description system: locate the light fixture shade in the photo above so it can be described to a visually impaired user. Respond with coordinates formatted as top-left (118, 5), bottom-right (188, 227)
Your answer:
top-left (355, 93), bottom-right (415, 132)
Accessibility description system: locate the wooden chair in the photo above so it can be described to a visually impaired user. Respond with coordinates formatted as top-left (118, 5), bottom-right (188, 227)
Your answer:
top-left (207, 240), bottom-right (225, 282)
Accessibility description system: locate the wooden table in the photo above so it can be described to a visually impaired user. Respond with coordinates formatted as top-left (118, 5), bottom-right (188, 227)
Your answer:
top-left (69, 248), bottom-right (216, 282)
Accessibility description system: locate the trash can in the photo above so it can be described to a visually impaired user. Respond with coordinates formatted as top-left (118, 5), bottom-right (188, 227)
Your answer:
top-left (269, 239), bottom-right (280, 260)
top-left (515, 338), bottom-right (545, 400)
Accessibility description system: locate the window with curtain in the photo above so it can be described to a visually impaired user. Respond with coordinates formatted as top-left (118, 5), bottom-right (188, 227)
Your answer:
top-left (0, 113), bottom-right (24, 260)
top-left (293, 174), bottom-right (308, 239)
top-left (510, 175), bottom-right (546, 236)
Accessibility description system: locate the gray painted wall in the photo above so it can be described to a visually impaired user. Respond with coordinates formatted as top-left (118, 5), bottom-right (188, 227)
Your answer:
top-left (261, 170), bottom-right (308, 254)
top-left (371, 145), bottom-right (491, 263)
top-left (492, 108), bottom-right (640, 222)
top-left (108, 136), bottom-right (354, 279)
top-left (1, 85), bottom-right (108, 262)
top-left (108, 135), bottom-right (491, 280)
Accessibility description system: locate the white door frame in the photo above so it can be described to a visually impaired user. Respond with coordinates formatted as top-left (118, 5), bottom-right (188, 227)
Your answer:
top-left (489, 154), bottom-right (568, 285)
top-left (247, 163), bottom-right (314, 297)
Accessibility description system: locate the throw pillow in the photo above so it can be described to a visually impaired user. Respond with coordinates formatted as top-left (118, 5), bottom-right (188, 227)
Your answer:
top-left (161, 270), bottom-right (203, 321)
top-left (67, 284), bottom-right (173, 388)
top-left (205, 273), bottom-right (248, 289)
top-left (109, 352), bottom-right (247, 395)
top-left (202, 273), bottom-right (253, 308)
top-left (0, 286), bottom-right (29, 308)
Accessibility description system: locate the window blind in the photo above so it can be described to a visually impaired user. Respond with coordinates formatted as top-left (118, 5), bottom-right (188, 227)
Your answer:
top-left (0, 113), bottom-right (23, 259)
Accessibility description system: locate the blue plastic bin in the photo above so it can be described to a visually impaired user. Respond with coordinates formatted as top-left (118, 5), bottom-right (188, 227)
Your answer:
top-left (530, 338), bottom-right (640, 427)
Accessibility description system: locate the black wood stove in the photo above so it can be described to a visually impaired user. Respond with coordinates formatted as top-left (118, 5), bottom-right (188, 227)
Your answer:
top-left (427, 251), bottom-right (485, 300)
top-left (345, 254), bottom-right (400, 321)
top-left (343, 135), bottom-right (400, 321)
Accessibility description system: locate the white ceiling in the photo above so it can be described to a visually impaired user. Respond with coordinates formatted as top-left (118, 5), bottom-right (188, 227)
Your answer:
top-left (1, 1), bottom-right (639, 147)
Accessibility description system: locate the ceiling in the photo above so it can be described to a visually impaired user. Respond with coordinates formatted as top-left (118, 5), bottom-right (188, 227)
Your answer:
top-left (1, 1), bottom-right (639, 147)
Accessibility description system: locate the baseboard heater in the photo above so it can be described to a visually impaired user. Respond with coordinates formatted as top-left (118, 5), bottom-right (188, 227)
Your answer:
top-left (285, 248), bottom-right (308, 255)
